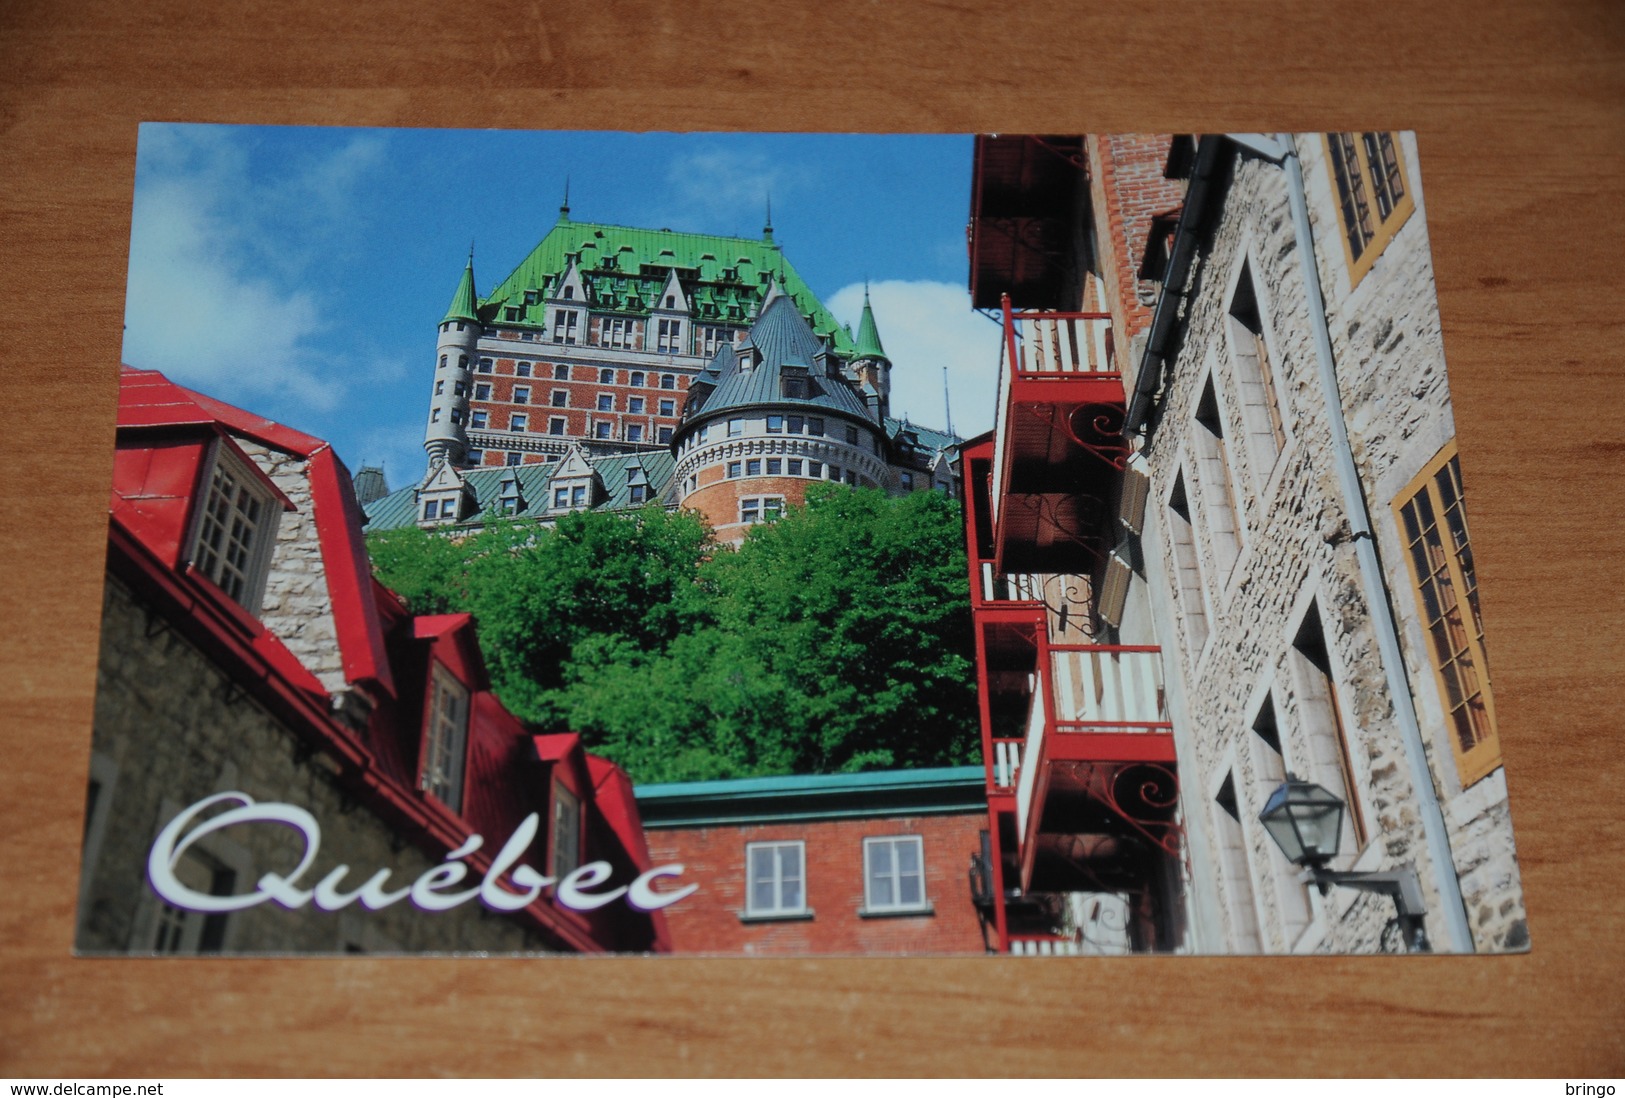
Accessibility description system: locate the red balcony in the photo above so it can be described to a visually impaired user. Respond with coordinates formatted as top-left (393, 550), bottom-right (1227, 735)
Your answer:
top-left (968, 134), bottom-right (1086, 311)
top-left (1014, 642), bottom-right (1177, 894)
top-left (990, 296), bottom-right (1129, 576)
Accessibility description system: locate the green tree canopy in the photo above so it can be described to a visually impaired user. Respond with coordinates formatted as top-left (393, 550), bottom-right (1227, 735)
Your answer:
top-left (367, 487), bottom-right (977, 783)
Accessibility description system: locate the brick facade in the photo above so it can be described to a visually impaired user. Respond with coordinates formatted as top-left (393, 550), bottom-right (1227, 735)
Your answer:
top-left (644, 812), bottom-right (988, 955)
top-left (1089, 133), bottom-right (1187, 359)
top-left (465, 351), bottom-right (691, 466)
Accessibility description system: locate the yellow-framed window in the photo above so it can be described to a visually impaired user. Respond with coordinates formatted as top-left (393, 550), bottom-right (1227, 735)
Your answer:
top-left (1324, 132), bottom-right (1416, 286)
top-left (1394, 444), bottom-right (1501, 786)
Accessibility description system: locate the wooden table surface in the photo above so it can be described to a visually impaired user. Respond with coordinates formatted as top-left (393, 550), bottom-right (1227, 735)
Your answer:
top-left (2, 0), bottom-right (1621, 1077)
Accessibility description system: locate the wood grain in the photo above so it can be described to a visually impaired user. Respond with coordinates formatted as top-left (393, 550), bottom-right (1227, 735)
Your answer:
top-left (1, 0), bottom-right (1621, 1076)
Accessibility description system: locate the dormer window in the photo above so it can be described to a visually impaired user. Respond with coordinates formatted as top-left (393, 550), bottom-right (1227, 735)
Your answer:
top-left (421, 665), bottom-right (469, 812)
top-left (191, 445), bottom-right (282, 615)
top-left (563, 286), bottom-right (575, 300)
top-left (552, 782), bottom-right (581, 878)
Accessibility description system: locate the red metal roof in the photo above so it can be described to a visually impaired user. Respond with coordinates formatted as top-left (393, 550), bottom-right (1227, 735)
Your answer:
top-left (107, 367), bottom-right (667, 953)
top-left (117, 367), bottom-right (394, 697)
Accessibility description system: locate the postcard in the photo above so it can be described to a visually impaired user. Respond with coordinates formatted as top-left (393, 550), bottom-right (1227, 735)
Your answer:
top-left (76, 126), bottom-right (1525, 955)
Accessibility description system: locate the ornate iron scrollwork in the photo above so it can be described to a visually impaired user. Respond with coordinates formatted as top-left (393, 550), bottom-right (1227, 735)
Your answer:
top-left (1080, 760), bottom-right (1184, 859)
top-left (1066, 400), bottom-right (1130, 470)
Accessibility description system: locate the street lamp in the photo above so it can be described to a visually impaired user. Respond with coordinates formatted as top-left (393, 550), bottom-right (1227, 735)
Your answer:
top-left (1258, 775), bottom-right (1431, 952)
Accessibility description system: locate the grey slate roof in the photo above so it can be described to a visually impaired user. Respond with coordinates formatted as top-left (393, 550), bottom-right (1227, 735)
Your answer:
top-left (362, 449), bottom-right (676, 532)
top-left (682, 294), bottom-right (875, 424)
top-left (885, 417), bottom-right (961, 457)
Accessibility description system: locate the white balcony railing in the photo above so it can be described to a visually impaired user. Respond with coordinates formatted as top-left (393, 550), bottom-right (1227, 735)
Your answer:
top-left (1009, 937), bottom-right (1083, 956)
top-left (991, 738), bottom-right (1023, 791)
top-left (1049, 646), bottom-right (1168, 732)
top-left (1015, 647), bottom-right (1170, 846)
top-left (988, 297), bottom-right (1117, 535)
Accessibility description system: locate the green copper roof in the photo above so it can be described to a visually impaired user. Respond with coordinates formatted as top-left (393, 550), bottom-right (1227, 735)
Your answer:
top-left (476, 220), bottom-right (855, 354)
top-left (634, 765), bottom-right (986, 827)
top-left (363, 449), bottom-right (676, 532)
top-left (854, 287), bottom-right (888, 361)
top-left (442, 260), bottom-right (480, 325)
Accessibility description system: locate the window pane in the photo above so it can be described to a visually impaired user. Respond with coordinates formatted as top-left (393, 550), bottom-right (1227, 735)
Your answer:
top-left (870, 842), bottom-right (891, 876)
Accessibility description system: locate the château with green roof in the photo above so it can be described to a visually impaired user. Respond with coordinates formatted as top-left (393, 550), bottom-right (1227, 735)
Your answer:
top-left (410, 203), bottom-right (959, 532)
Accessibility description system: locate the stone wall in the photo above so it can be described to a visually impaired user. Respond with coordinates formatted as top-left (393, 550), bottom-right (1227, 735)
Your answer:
top-left (240, 441), bottom-right (345, 699)
top-left (1297, 131), bottom-right (1527, 952)
top-left (77, 575), bottom-right (553, 954)
top-left (1136, 145), bottom-right (1457, 953)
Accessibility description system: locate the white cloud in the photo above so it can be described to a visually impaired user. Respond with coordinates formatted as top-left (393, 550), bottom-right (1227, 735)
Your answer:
top-left (826, 279), bottom-right (1002, 438)
top-left (120, 126), bottom-right (386, 414)
top-left (660, 149), bottom-right (804, 232)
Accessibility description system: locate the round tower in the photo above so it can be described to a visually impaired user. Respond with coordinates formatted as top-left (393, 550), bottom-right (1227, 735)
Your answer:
top-left (672, 284), bottom-right (893, 544)
top-left (425, 255), bottom-right (482, 471)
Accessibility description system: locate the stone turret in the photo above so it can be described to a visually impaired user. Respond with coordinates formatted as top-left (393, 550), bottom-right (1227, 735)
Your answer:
top-left (426, 255), bottom-right (482, 472)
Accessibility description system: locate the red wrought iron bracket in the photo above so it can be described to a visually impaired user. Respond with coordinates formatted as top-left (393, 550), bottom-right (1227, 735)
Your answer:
top-left (1081, 760), bottom-right (1185, 859)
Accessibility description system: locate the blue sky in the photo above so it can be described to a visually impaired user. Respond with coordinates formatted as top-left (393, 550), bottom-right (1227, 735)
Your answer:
top-left (122, 125), bottom-right (1002, 488)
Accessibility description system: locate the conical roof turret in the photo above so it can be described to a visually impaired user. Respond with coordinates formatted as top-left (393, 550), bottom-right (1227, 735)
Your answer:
top-left (854, 285), bottom-right (888, 362)
top-left (442, 254), bottom-right (480, 325)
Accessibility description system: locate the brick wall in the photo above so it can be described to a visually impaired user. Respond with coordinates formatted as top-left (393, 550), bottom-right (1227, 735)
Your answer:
top-left (644, 812), bottom-right (989, 955)
top-left (1089, 134), bottom-right (1185, 362)
top-left (683, 476), bottom-right (816, 542)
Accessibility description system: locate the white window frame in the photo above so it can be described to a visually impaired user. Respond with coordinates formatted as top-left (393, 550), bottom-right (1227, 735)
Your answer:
top-left (862, 835), bottom-right (931, 915)
top-left (739, 495), bottom-right (784, 525)
top-left (421, 665), bottom-right (469, 812)
top-left (188, 442), bottom-right (282, 615)
top-left (744, 840), bottom-right (808, 919)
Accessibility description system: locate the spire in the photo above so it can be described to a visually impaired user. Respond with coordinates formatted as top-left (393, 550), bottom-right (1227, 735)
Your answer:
top-left (441, 252), bottom-right (480, 325)
top-left (759, 274), bottom-right (788, 312)
top-left (763, 193), bottom-right (774, 243)
top-left (559, 176), bottom-right (571, 222)
top-left (854, 283), bottom-right (888, 362)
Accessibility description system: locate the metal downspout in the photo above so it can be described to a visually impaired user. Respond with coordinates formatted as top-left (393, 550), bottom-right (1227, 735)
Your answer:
top-left (1276, 133), bottom-right (1473, 952)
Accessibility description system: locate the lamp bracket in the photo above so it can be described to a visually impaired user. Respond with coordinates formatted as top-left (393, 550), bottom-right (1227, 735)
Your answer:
top-left (1307, 864), bottom-right (1431, 952)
